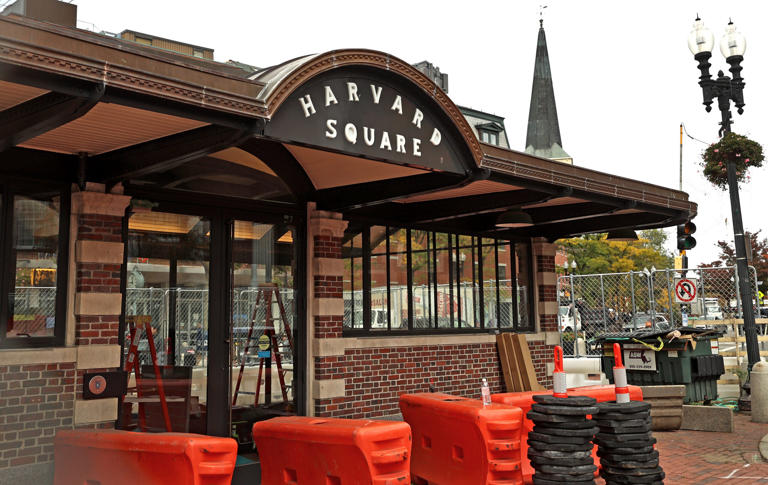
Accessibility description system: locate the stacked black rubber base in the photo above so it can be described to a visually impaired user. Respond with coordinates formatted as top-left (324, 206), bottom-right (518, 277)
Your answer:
top-left (527, 395), bottom-right (599, 485)
top-left (594, 401), bottom-right (665, 484)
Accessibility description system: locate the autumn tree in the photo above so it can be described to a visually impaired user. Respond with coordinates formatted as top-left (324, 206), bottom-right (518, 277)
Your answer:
top-left (702, 230), bottom-right (768, 294)
top-left (557, 229), bottom-right (674, 275)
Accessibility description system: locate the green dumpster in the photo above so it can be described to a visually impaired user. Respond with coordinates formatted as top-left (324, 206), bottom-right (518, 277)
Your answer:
top-left (597, 327), bottom-right (725, 404)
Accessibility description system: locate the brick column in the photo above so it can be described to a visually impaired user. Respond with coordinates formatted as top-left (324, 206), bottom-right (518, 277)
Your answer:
top-left (307, 208), bottom-right (348, 416)
top-left (71, 184), bottom-right (130, 428)
top-left (528, 237), bottom-right (560, 389)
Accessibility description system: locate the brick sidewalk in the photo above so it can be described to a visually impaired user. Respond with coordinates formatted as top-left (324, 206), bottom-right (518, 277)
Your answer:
top-left (595, 413), bottom-right (768, 484)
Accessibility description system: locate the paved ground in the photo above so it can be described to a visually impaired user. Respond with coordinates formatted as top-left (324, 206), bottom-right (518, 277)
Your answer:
top-left (595, 413), bottom-right (768, 484)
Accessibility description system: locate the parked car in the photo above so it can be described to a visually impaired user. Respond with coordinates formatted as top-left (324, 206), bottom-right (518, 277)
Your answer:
top-left (702, 298), bottom-right (724, 320)
top-left (559, 305), bottom-right (581, 333)
top-left (622, 313), bottom-right (672, 332)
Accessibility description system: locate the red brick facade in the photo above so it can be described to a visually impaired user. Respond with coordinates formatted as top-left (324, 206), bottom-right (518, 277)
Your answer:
top-left (314, 343), bottom-right (503, 418)
top-left (0, 363), bottom-right (75, 469)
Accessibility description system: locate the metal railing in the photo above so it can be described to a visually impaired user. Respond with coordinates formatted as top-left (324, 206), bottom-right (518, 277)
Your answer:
top-left (558, 266), bottom-right (761, 357)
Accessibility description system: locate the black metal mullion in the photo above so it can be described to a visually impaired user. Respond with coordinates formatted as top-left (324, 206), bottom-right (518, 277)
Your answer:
top-left (386, 227), bottom-right (391, 332)
top-left (0, 189), bottom-right (11, 346)
top-left (406, 229), bottom-right (413, 331)
top-left (53, 186), bottom-right (71, 347)
top-left (206, 213), bottom-right (229, 437)
top-left (362, 227), bottom-right (371, 331)
top-left (477, 237), bottom-right (484, 329)
top-left (495, 240), bottom-right (501, 330)
top-left (431, 232), bottom-right (438, 329)
top-left (510, 241), bottom-right (520, 331)
top-left (294, 213), bottom-right (308, 416)
top-left (448, 234), bottom-right (455, 328)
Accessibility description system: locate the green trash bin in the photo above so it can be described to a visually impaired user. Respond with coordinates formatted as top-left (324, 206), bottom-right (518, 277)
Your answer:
top-left (598, 327), bottom-right (725, 404)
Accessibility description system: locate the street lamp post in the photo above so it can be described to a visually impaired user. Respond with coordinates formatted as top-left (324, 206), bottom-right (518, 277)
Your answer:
top-left (688, 17), bottom-right (760, 371)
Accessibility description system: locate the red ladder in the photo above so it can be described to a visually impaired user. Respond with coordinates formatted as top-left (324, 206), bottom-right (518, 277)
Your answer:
top-left (124, 317), bottom-right (171, 432)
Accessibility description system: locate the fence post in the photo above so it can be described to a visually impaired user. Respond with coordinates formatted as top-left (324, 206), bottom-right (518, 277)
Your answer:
top-left (647, 272), bottom-right (656, 325)
top-left (600, 275), bottom-right (607, 334)
top-left (734, 267), bottom-right (742, 319)
top-left (665, 269), bottom-right (675, 327)
top-left (700, 268), bottom-right (709, 319)
top-left (630, 271), bottom-right (637, 327)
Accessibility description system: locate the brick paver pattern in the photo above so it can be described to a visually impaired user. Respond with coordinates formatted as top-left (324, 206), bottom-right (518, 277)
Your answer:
top-left (595, 414), bottom-right (768, 484)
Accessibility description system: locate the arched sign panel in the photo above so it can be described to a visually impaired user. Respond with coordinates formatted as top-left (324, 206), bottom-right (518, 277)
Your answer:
top-left (264, 66), bottom-right (471, 174)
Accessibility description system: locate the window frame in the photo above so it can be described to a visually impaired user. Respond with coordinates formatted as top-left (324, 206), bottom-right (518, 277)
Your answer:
top-left (0, 179), bottom-right (71, 349)
top-left (342, 224), bottom-right (535, 336)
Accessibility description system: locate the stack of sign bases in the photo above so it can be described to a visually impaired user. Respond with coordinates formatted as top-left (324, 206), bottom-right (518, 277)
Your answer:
top-left (594, 344), bottom-right (665, 484)
top-left (527, 347), bottom-right (599, 485)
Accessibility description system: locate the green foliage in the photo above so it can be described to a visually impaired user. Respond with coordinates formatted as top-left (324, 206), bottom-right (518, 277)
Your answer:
top-left (558, 229), bottom-right (674, 275)
top-left (701, 132), bottom-right (764, 190)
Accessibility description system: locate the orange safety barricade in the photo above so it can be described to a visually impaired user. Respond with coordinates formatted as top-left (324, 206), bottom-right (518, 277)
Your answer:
top-left (253, 416), bottom-right (411, 485)
top-left (491, 384), bottom-right (644, 484)
top-left (399, 393), bottom-right (524, 485)
top-left (54, 430), bottom-right (237, 485)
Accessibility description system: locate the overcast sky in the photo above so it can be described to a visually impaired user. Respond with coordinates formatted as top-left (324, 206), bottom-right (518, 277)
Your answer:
top-left (69, 0), bottom-right (767, 267)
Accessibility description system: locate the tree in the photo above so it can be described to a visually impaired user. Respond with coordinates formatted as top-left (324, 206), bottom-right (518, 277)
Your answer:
top-left (557, 229), bottom-right (674, 275)
top-left (703, 230), bottom-right (768, 294)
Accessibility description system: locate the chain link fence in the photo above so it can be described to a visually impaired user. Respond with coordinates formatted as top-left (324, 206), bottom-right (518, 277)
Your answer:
top-left (558, 266), bottom-right (762, 356)
top-left (125, 287), bottom-right (296, 367)
top-left (8, 287), bottom-right (57, 336)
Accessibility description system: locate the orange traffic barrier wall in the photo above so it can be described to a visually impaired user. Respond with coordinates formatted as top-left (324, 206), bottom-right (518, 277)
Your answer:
top-left (252, 416), bottom-right (411, 485)
top-left (399, 393), bottom-right (524, 485)
top-left (491, 385), bottom-right (643, 484)
top-left (54, 430), bottom-right (237, 485)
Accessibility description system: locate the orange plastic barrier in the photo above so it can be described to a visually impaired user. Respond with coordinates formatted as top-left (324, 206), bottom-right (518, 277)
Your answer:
top-left (491, 385), bottom-right (644, 484)
top-left (399, 393), bottom-right (524, 485)
top-left (252, 416), bottom-right (411, 485)
top-left (54, 430), bottom-right (237, 485)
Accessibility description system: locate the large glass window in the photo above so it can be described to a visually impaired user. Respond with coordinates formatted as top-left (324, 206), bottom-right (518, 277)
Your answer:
top-left (0, 185), bottom-right (68, 348)
top-left (342, 225), bottom-right (534, 334)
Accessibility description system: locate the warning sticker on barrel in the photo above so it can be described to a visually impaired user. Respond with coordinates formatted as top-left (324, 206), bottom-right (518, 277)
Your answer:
top-left (623, 344), bottom-right (657, 371)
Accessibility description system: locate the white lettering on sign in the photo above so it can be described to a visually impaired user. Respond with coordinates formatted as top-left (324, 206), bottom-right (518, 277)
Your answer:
top-left (380, 131), bottom-right (392, 151)
top-left (363, 127), bottom-right (375, 146)
top-left (391, 95), bottom-right (403, 115)
top-left (298, 81), bottom-right (444, 158)
top-left (370, 84), bottom-right (382, 104)
top-left (347, 82), bottom-right (359, 102)
top-left (622, 344), bottom-right (657, 371)
top-left (412, 109), bottom-right (423, 129)
top-left (396, 134), bottom-right (406, 154)
top-left (430, 128), bottom-right (442, 146)
top-left (325, 119), bottom-right (337, 139)
top-left (344, 123), bottom-right (357, 144)
top-left (299, 95), bottom-right (316, 118)
top-left (324, 86), bottom-right (338, 107)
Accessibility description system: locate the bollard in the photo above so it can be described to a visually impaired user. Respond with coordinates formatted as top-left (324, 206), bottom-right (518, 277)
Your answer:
top-left (552, 346), bottom-right (567, 398)
top-left (613, 343), bottom-right (630, 404)
top-left (751, 361), bottom-right (768, 423)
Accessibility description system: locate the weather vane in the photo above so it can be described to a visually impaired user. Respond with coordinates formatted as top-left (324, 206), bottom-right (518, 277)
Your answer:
top-left (539, 4), bottom-right (548, 26)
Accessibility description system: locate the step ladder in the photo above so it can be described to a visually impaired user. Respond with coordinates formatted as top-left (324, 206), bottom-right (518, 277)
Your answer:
top-left (124, 316), bottom-right (171, 431)
top-left (232, 283), bottom-right (294, 406)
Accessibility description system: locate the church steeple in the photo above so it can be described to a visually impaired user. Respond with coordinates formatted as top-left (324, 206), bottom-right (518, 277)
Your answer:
top-left (525, 19), bottom-right (573, 164)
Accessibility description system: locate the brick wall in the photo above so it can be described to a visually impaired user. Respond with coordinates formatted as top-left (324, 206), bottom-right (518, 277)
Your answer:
top-left (315, 343), bottom-right (503, 418)
top-left (0, 363), bottom-right (75, 469)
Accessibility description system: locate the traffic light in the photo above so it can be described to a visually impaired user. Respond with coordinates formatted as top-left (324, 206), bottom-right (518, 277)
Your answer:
top-left (677, 222), bottom-right (697, 251)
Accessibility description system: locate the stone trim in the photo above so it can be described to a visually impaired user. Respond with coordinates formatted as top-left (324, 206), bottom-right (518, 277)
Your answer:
top-left (74, 398), bottom-right (118, 425)
top-left (313, 257), bottom-right (344, 277)
top-left (538, 301), bottom-right (558, 316)
top-left (74, 293), bottom-right (122, 316)
top-left (537, 272), bottom-right (556, 286)
top-left (312, 379), bottom-right (345, 399)
top-left (312, 298), bottom-right (344, 317)
top-left (76, 344), bottom-right (121, 370)
top-left (0, 347), bottom-right (77, 365)
top-left (309, 218), bottom-right (348, 239)
top-left (71, 191), bottom-right (131, 217)
top-left (312, 331), bottom-right (551, 357)
top-left (75, 240), bottom-right (124, 264)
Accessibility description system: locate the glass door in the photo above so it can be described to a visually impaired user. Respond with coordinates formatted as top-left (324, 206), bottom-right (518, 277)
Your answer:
top-left (229, 220), bottom-right (299, 461)
top-left (121, 210), bottom-right (211, 434)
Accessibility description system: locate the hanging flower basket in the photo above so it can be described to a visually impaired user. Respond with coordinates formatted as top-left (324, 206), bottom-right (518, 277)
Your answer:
top-left (701, 132), bottom-right (764, 190)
